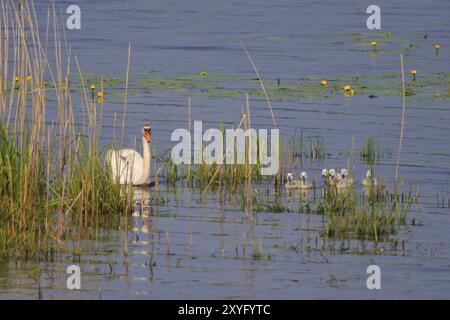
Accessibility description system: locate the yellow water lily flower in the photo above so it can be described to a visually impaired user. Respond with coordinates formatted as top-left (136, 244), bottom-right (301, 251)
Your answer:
top-left (435, 44), bottom-right (441, 55)
top-left (97, 92), bottom-right (104, 104)
top-left (411, 70), bottom-right (417, 81)
top-left (320, 80), bottom-right (327, 87)
top-left (26, 76), bottom-right (32, 81)
top-left (14, 76), bottom-right (20, 82)
top-left (90, 84), bottom-right (96, 90)
top-left (385, 32), bottom-right (392, 37)
top-left (370, 41), bottom-right (377, 49)
top-left (199, 72), bottom-right (208, 76)
top-left (344, 85), bottom-right (351, 91)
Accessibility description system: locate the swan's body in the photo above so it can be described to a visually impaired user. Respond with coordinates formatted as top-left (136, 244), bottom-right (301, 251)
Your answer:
top-left (322, 168), bottom-right (330, 186)
top-left (327, 168), bottom-right (338, 187)
top-left (285, 172), bottom-right (312, 189)
top-left (107, 125), bottom-right (152, 186)
top-left (362, 169), bottom-right (378, 187)
top-left (337, 169), bottom-right (354, 190)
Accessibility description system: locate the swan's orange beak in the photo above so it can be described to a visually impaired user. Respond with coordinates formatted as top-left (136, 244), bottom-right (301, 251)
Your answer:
top-left (145, 130), bottom-right (152, 143)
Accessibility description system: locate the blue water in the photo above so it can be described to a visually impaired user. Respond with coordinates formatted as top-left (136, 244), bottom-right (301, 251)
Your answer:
top-left (0, 0), bottom-right (449, 299)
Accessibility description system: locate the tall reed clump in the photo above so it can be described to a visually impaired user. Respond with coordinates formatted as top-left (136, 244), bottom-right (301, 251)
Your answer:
top-left (0, 2), bottom-right (132, 259)
top-left (166, 117), bottom-right (266, 190)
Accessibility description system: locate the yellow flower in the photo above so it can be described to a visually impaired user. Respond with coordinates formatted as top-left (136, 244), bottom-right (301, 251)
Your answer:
top-left (350, 89), bottom-right (356, 96)
top-left (435, 44), bottom-right (441, 49)
top-left (14, 76), bottom-right (20, 82)
top-left (370, 41), bottom-right (377, 48)
top-left (90, 84), bottom-right (96, 90)
top-left (97, 92), bottom-right (104, 103)
top-left (320, 80), bottom-right (327, 87)
top-left (411, 70), bottom-right (417, 75)
top-left (344, 85), bottom-right (351, 91)
top-left (353, 35), bottom-right (360, 42)
top-left (26, 76), bottom-right (32, 81)
top-left (199, 72), bottom-right (208, 76)
top-left (385, 32), bottom-right (392, 37)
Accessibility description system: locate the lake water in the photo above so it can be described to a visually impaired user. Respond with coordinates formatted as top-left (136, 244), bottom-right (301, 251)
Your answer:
top-left (0, 0), bottom-right (449, 299)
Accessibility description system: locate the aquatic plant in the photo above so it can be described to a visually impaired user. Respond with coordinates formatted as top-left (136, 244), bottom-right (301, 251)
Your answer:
top-left (248, 191), bottom-right (286, 213)
top-left (0, 3), bottom-right (132, 258)
top-left (314, 184), bottom-right (412, 241)
top-left (360, 137), bottom-right (380, 164)
top-left (435, 44), bottom-right (440, 55)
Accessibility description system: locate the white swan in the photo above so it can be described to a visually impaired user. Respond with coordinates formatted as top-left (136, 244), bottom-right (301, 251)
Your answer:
top-left (362, 169), bottom-right (378, 187)
top-left (285, 172), bottom-right (299, 189)
top-left (326, 168), bottom-right (337, 186)
top-left (300, 171), bottom-right (312, 189)
top-left (107, 124), bottom-right (152, 186)
top-left (337, 168), bottom-right (354, 189)
top-left (285, 171), bottom-right (312, 189)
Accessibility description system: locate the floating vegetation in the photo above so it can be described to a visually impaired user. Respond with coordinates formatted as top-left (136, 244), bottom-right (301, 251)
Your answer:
top-left (134, 71), bottom-right (449, 101)
top-left (343, 32), bottom-right (425, 55)
top-left (59, 64), bottom-right (450, 103)
top-left (74, 73), bottom-right (123, 88)
top-left (139, 76), bottom-right (223, 93)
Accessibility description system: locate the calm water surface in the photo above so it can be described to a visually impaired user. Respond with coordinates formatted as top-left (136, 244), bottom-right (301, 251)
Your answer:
top-left (0, 0), bottom-right (449, 299)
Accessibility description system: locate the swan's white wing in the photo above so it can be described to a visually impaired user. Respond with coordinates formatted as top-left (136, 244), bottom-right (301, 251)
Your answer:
top-left (107, 148), bottom-right (144, 185)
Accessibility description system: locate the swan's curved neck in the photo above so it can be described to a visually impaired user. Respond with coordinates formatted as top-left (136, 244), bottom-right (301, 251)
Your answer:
top-left (136, 136), bottom-right (151, 185)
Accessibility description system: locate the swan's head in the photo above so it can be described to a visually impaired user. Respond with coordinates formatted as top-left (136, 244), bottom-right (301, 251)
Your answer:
top-left (366, 169), bottom-right (372, 178)
top-left (301, 171), bottom-right (307, 182)
top-left (321, 168), bottom-right (328, 177)
top-left (340, 169), bottom-right (348, 178)
top-left (286, 172), bottom-right (294, 182)
top-left (142, 124), bottom-right (152, 143)
top-left (329, 169), bottom-right (336, 178)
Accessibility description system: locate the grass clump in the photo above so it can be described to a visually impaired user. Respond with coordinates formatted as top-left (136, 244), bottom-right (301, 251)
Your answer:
top-left (360, 137), bottom-right (380, 164)
top-left (315, 185), bottom-right (412, 242)
top-left (0, 2), bottom-right (132, 259)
